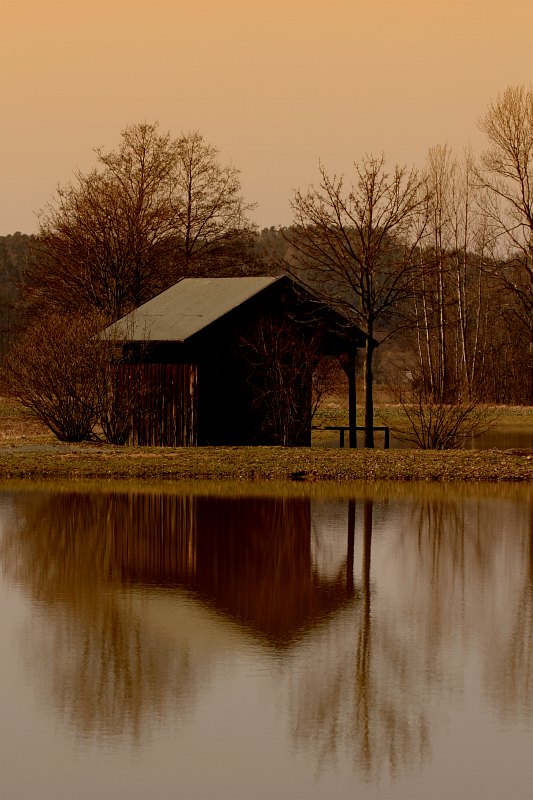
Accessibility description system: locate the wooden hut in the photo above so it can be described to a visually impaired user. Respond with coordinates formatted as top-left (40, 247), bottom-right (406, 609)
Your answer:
top-left (104, 276), bottom-right (367, 447)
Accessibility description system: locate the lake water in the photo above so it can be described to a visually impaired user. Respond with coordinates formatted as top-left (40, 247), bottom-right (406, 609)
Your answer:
top-left (1, 482), bottom-right (533, 800)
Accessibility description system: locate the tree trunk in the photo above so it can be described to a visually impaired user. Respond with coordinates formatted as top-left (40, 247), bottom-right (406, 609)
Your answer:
top-left (347, 350), bottom-right (357, 448)
top-left (364, 336), bottom-right (375, 448)
top-left (530, 323), bottom-right (533, 405)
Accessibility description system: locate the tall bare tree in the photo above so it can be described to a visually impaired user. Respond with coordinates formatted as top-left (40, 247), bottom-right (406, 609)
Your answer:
top-left (287, 155), bottom-right (429, 446)
top-left (477, 85), bottom-right (533, 399)
top-left (24, 124), bottom-right (256, 321)
top-left (26, 124), bottom-right (178, 320)
top-left (171, 131), bottom-right (256, 275)
top-left (412, 146), bottom-right (496, 402)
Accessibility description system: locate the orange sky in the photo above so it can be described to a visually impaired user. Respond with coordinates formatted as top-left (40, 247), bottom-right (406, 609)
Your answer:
top-left (1, 0), bottom-right (532, 234)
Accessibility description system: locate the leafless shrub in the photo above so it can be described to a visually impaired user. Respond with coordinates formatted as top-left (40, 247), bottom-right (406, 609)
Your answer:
top-left (0, 312), bottom-right (148, 444)
top-left (0, 313), bottom-right (100, 442)
top-left (92, 322), bottom-right (151, 445)
top-left (92, 351), bottom-right (136, 446)
top-left (387, 365), bottom-right (495, 449)
top-left (240, 314), bottom-right (328, 446)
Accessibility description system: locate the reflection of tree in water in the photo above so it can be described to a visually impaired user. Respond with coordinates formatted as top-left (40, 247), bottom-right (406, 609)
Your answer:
top-left (402, 491), bottom-right (533, 722)
top-left (288, 499), bottom-right (431, 779)
top-left (288, 489), bottom-right (533, 778)
top-left (4, 485), bottom-right (529, 772)
top-left (0, 489), bottom-right (354, 744)
top-left (20, 590), bottom-right (192, 743)
top-left (483, 497), bottom-right (533, 721)
top-left (0, 491), bottom-right (200, 743)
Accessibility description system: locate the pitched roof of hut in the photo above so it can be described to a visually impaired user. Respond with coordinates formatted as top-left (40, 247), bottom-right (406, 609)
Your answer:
top-left (106, 276), bottom-right (279, 342)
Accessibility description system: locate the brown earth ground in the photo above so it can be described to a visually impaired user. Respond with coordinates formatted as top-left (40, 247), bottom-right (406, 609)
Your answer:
top-left (0, 396), bottom-right (531, 483)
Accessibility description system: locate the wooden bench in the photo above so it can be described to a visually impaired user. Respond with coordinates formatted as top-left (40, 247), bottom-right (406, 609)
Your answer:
top-left (317, 425), bottom-right (390, 449)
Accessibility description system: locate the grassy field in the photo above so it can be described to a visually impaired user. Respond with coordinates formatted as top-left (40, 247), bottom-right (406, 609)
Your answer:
top-left (0, 397), bottom-right (531, 483)
top-left (314, 399), bottom-right (533, 430)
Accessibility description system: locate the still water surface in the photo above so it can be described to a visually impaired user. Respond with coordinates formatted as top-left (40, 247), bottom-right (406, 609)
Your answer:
top-left (1, 483), bottom-right (533, 799)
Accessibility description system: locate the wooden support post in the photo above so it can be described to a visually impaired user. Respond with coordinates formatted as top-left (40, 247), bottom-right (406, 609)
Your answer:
top-left (347, 350), bottom-right (357, 448)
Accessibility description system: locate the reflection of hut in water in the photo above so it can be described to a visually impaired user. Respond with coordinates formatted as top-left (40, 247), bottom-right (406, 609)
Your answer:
top-left (4, 490), bottom-right (358, 647)
top-left (110, 494), bottom-right (358, 645)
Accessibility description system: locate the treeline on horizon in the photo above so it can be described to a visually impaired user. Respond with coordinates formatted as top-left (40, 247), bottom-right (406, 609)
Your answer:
top-left (0, 223), bottom-right (529, 406)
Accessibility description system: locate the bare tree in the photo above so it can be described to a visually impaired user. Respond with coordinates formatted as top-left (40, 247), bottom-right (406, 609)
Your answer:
top-left (23, 124), bottom-right (256, 322)
top-left (92, 331), bottom-right (151, 446)
top-left (287, 156), bottom-right (429, 446)
top-left (413, 146), bottom-right (497, 402)
top-left (171, 131), bottom-right (257, 275)
top-left (407, 142), bottom-right (530, 406)
top-left (477, 85), bottom-right (533, 400)
top-left (26, 124), bottom-right (178, 320)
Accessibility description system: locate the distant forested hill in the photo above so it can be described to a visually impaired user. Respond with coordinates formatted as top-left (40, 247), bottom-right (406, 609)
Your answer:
top-left (0, 229), bottom-right (287, 350)
top-left (254, 227), bottom-right (290, 265)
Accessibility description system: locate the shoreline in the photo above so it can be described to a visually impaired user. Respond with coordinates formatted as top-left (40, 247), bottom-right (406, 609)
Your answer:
top-left (1, 400), bottom-right (531, 484)
top-left (0, 442), bottom-right (531, 483)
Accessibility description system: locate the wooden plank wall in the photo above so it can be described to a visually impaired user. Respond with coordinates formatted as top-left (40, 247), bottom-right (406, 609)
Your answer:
top-left (122, 363), bottom-right (198, 447)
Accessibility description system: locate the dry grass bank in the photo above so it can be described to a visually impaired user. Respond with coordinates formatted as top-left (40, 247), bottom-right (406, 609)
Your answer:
top-left (0, 397), bottom-right (531, 483)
